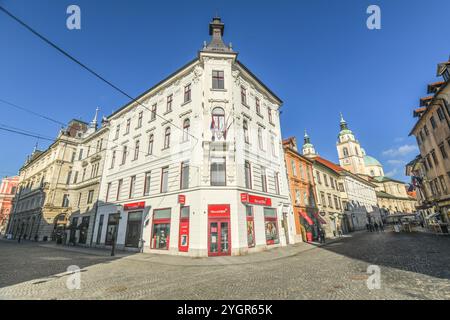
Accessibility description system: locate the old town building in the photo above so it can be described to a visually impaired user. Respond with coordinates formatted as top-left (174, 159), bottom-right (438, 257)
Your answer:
top-left (8, 120), bottom-right (88, 241)
top-left (283, 136), bottom-right (320, 243)
top-left (91, 17), bottom-right (293, 256)
top-left (65, 109), bottom-right (110, 246)
top-left (0, 176), bottom-right (19, 236)
top-left (408, 57), bottom-right (450, 226)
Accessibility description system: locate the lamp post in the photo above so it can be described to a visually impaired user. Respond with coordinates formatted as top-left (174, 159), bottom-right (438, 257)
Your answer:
top-left (111, 211), bottom-right (121, 257)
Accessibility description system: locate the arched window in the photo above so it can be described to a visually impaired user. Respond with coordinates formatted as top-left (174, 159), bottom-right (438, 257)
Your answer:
top-left (343, 147), bottom-right (349, 157)
top-left (183, 118), bottom-right (190, 142)
top-left (243, 119), bottom-right (249, 144)
top-left (355, 147), bottom-right (359, 155)
top-left (148, 134), bottom-right (154, 155)
top-left (164, 127), bottom-right (171, 149)
top-left (211, 107), bottom-right (225, 140)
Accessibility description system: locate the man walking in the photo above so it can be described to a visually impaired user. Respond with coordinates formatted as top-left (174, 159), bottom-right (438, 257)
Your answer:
top-left (374, 222), bottom-right (379, 233)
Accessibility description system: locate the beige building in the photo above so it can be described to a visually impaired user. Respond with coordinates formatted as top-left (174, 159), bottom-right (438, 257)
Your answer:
top-left (408, 57), bottom-right (450, 225)
top-left (8, 120), bottom-right (88, 241)
top-left (370, 176), bottom-right (417, 216)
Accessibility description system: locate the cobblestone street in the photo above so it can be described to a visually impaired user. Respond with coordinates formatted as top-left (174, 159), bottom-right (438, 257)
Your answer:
top-left (0, 231), bottom-right (449, 300)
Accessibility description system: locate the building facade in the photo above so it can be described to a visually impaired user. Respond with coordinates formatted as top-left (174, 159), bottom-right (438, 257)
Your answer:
top-left (283, 136), bottom-right (320, 243)
top-left (91, 17), bottom-right (293, 257)
top-left (8, 120), bottom-right (88, 241)
top-left (408, 57), bottom-right (450, 226)
top-left (0, 176), bottom-right (19, 236)
top-left (65, 111), bottom-right (110, 246)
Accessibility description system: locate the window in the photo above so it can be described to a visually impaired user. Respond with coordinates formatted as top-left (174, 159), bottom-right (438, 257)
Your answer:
top-left (134, 140), bottom-right (140, 160)
top-left (115, 125), bottom-right (120, 139)
top-left (71, 152), bottom-right (76, 163)
top-left (117, 179), bottom-right (123, 200)
top-left (244, 161), bottom-right (252, 189)
top-left (211, 107), bottom-right (225, 136)
top-left (106, 183), bottom-right (111, 202)
top-left (166, 94), bottom-right (173, 113)
top-left (184, 84), bottom-right (191, 103)
top-left (78, 149), bottom-right (83, 161)
top-left (126, 118), bottom-right (131, 134)
top-left (66, 171), bottom-right (72, 185)
top-left (164, 127), bottom-right (171, 149)
top-left (330, 177), bottom-right (335, 189)
top-left (295, 190), bottom-right (301, 204)
top-left (121, 146), bottom-right (127, 165)
top-left (243, 120), bottom-right (249, 144)
top-left (110, 150), bottom-right (116, 169)
top-left (82, 168), bottom-right (86, 181)
top-left (210, 157), bottom-right (226, 186)
top-left (255, 97), bottom-right (261, 115)
top-left (316, 171), bottom-right (321, 184)
top-left (291, 159), bottom-right (297, 176)
top-left (183, 119), bottom-right (190, 142)
top-left (264, 208), bottom-right (279, 245)
top-left (303, 191), bottom-right (309, 206)
top-left (328, 194), bottom-right (333, 208)
top-left (241, 86), bottom-right (247, 105)
top-left (261, 166), bottom-right (267, 192)
top-left (334, 196), bottom-right (339, 209)
top-left (274, 172), bottom-right (280, 195)
top-left (144, 172), bottom-right (151, 196)
top-left (87, 190), bottom-right (94, 204)
top-left (161, 167), bottom-right (169, 193)
top-left (430, 116), bottom-right (437, 129)
top-left (424, 125), bottom-right (429, 136)
top-left (151, 104), bottom-right (157, 121)
top-left (299, 163), bottom-right (304, 180)
top-left (427, 155), bottom-right (433, 169)
top-left (431, 150), bottom-right (439, 166)
top-left (180, 162), bottom-right (189, 190)
top-left (420, 130), bottom-right (425, 142)
top-left (73, 171), bottom-right (78, 184)
top-left (343, 147), bottom-right (349, 157)
top-left (440, 144), bottom-right (448, 159)
top-left (129, 176), bottom-right (136, 198)
top-left (212, 70), bottom-right (224, 89)
top-left (258, 127), bottom-right (264, 150)
top-left (324, 174), bottom-right (329, 187)
top-left (62, 194), bottom-right (69, 208)
top-left (137, 111), bottom-right (143, 128)
top-left (416, 136), bottom-right (422, 146)
top-left (151, 209), bottom-right (171, 250)
top-left (147, 134), bottom-right (154, 155)
top-left (437, 107), bottom-right (445, 121)
top-left (268, 108), bottom-right (273, 124)
top-left (77, 193), bottom-right (82, 207)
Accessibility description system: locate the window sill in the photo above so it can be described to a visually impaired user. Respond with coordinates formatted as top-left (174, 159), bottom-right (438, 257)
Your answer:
top-left (163, 110), bottom-right (172, 116)
top-left (181, 100), bottom-right (192, 107)
top-left (242, 103), bottom-right (250, 109)
top-left (256, 113), bottom-right (263, 119)
top-left (211, 88), bottom-right (227, 92)
top-left (148, 118), bottom-right (156, 124)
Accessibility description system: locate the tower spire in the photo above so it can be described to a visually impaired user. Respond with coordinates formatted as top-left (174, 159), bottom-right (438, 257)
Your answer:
top-left (340, 112), bottom-right (348, 131)
top-left (302, 129), bottom-right (316, 158)
top-left (203, 16), bottom-right (233, 53)
top-left (90, 107), bottom-right (99, 129)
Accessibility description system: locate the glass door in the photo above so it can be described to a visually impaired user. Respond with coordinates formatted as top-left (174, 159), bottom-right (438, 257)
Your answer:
top-left (220, 222), bottom-right (229, 254)
top-left (208, 220), bottom-right (230, 256)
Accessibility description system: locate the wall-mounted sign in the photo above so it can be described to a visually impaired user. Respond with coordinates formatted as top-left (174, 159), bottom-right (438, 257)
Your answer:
top-left (178, 195), bottom-right (186, 205)
top-left (123, 202), bottom-right (145, 211)
top-left (240, 193), bottom-right (272, 206)
top-left (208, 204), bottom-right (230, 217)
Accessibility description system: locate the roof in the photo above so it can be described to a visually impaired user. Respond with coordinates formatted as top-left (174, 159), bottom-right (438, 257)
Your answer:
top-left (364, 155), bottom-right (382, 167)
top-left (313, 156), bottom-right (344, 174)
top-left (413, 107), bottom-right (426, 118)
top-left (371, 176), bottom-right (407, 185)
top-left (376, 191), bottom-right (416, 201)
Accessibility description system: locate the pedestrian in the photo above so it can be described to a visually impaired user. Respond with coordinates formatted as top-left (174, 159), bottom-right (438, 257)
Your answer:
top-left (374, 222), bottom-right (379, 232)
top-left (380, 223), bottom-right (384, 232)
top-left (321, 229), bottom-right (326, 243)
top-left (369, 223), bottom-right (373, 232)
top-left (17, 234), bottom-right (22, 243)
top-left (366, 223), bottom-right (370, 232)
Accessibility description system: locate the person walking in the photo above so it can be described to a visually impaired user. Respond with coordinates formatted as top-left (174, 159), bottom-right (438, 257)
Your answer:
top-left (366, 223), bottom-right (370, 232)
top-left (380, 223), bottom-right (384, 232)
top-left (321, 229), bottom-right (326, 243)
top-left (374, 222), bottom-right (379, 233)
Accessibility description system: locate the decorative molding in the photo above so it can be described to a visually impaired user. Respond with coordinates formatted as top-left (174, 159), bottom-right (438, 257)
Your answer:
top-left (179, 110), bottom-right (193, 118)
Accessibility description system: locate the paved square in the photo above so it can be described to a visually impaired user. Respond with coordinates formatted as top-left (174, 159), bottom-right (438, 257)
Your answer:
top-left (0, 231), bottom-right (449, 300)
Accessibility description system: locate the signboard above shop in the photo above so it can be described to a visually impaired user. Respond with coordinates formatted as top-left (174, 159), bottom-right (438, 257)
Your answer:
top-left (241, 193), bottom-right (272, 206)
top-left (123, 202), bottom-right (145, 211)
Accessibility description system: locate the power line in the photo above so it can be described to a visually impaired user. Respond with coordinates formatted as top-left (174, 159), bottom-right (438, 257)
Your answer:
top-left (0, 98), bottom-right (65, 127)
top-left (0, 5), bottom-right (199, 141)
top-left (0, 126), bottom-right (55, 142)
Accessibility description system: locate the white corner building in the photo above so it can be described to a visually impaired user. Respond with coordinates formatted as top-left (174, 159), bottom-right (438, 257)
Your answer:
top-left (92, 17), bottom-right (293, 257)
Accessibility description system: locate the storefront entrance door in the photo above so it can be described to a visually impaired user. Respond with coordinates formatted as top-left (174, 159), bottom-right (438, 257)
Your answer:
top-left (208, 220), bottom-right (230, 256)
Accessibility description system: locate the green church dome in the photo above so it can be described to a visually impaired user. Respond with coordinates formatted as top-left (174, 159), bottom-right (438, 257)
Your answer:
top-left (364, 155), bottom-right (382, 167)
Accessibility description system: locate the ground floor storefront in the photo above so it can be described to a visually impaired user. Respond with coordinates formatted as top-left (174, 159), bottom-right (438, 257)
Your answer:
top-left (92, 190), bottom-right (292, 257)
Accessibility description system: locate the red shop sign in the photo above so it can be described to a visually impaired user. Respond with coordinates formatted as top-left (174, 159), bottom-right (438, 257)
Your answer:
top-left (240, 193), bottom-right (272, 206)
top-left (208, 204), bottom-right (230, 217)
top-left (178, 195), bottom-right (186, 205)
top-left (123, 202), bottom-right (145, 211)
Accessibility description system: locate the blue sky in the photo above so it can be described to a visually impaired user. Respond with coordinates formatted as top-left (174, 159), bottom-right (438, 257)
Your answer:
top-left (1, 0), bottom-right (450, 182)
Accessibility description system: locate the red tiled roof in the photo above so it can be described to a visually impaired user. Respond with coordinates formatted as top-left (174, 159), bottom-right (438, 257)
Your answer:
top-left (314, 156), bottom-right (344, 173)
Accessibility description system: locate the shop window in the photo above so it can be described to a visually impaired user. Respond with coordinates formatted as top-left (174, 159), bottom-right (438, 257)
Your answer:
top-left (125, 211), bottom-right (143, 248)
top-left (96, 214), bottom-right (104, 245)
top-left (151, 208), bottom-right (171, 250)
top-left (78, 216), bottom-right (90, 244)
top-left (105, 213), bottom-right (119, 246)
top-left (264, 208), bottom-right (279, 245)
top-left (246, 206), bottom-right (255, 248)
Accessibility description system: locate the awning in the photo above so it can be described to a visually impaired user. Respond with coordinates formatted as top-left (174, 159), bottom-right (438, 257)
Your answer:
top-left (313, 212), bottom-right (327, 225)
top-left (300, 211), bottom-right (314, 226)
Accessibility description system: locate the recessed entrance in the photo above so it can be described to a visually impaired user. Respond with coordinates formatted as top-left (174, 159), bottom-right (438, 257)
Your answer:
top-left (208, 205), bottom-right (231, 256)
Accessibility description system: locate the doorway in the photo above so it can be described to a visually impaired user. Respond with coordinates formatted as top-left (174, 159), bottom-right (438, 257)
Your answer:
top-left (208, 219), bottom-right (230, 256)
